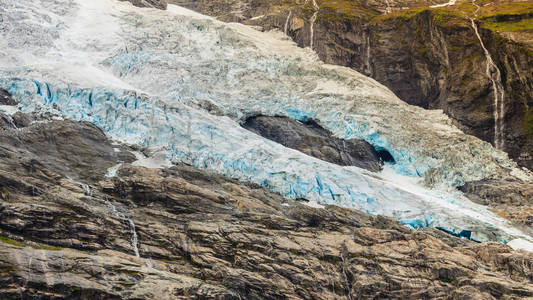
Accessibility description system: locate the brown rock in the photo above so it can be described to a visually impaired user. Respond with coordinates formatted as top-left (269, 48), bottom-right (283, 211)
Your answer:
top-left (1, 116), bottom-right (532, 299)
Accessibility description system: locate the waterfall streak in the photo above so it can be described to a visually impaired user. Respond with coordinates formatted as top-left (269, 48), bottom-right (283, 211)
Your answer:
top-left (470, 18), bottom-right (505, 149)
top-left (309, 0), bottom-right (319, 49)
top-left (107, 202), bottom-right (140, 257)
top-left (284, 11), bottom-right (292, 36)
top-left (365, 32), bottom-right (372, 76)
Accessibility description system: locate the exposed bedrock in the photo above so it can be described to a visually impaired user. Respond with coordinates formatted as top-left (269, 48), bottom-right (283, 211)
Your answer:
top-left (242, 115), bottom-right (393, 172)
top-left (120, 0), bottom-right (167, 9)
top-left (309, 11), bottom-right (533, 171)
top-left (167, 0), bottom-right (533, 171)
top-left (459, 179), bottom-right (533, 227)
top-left (1, 110), bottom-right (533, 299)
top-left (0, 115), bottom-right (135, 182)
top-left (0, 88), bottom-right (17, 106)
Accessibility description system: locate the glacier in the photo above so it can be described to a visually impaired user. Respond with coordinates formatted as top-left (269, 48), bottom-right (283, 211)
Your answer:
top-left (1, 0), bottom-right (532, 248)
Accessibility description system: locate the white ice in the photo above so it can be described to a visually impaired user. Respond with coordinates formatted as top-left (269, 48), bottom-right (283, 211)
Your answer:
top-left (105, 163), bottom-right (123, 178)
top-left (508, 239), bottom-right (533, 252)
top-left (0, 105), bottom-right (19, 116)
top-left (132, 150), bottom-right (173, 169)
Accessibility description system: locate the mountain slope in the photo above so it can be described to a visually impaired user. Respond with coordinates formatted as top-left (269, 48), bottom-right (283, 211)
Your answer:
top-left (1, 108), bottom-right (533, 299)
top-left (1, 0), bottom-right (533, 298)
top-left (1, 0), bottom-right (533, 247)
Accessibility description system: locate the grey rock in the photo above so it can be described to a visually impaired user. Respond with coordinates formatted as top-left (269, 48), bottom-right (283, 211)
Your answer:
top-left (0, 114), bottom-right (17, 130)
top-left (11, 112), bottom-right (32, 128)
top-left (119, 0), bottom-right (167, 10)
top-left (0, 89), bottom-right (16, 106)
top-left (242, 115), bottom-right (393, 172)
top-left (0, 118), bottom-right (135, 182)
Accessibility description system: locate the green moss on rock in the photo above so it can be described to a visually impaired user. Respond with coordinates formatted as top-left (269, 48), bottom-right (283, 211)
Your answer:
top-left (523, 108), bottom-right (533, 136)
top-left (0, 236), bottom-right (25, 247)
top-left (0, 234), bottom-right (63, 250)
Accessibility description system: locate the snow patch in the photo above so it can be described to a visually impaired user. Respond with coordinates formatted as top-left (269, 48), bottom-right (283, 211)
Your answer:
top-left (132, 150), bottom-right (173, 169)
top-left (430, 0), bottom-right (457, 8)
top-left (0, 105), bottom-right (19, 116)
top-left (508, 239), bottom-right (533, 252)
top-left (105, 163), bottom-right (123, 178)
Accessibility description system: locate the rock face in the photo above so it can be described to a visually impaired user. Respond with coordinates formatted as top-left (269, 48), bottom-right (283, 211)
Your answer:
top-left (1, 4), bottom-right (533, 299)
top-left (310, 9), bottom-right (533, 172)
top-left (0, 88), bottom-right (16, 106)
top-left (120, 0), bottom-right (167, 9)
top-left (168, 0), bottom-right (533, 171)
top-left (0, 117), bottom-right (135, 182)
top-left (1, 105), bottom-right (533, 298)
top-left (242, 115), bottom-right (392, 172)
top-left (459, 179), bottom-right (533, 226)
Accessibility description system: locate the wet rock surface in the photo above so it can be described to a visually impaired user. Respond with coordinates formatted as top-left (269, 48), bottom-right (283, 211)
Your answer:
top-left (242, 115), bottom-right (390, 172)
top-left (1, 110), bottom-right (533, 299)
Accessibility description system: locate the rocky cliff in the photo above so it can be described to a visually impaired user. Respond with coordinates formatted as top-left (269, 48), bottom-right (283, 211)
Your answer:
top-left (1, 93), bottom-right (533, 299)
top-left (167, 0), bottom-right (533, 171)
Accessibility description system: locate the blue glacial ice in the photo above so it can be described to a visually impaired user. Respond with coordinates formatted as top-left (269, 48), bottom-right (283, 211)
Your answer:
top-left (1, 0), bottom-right (532, 247)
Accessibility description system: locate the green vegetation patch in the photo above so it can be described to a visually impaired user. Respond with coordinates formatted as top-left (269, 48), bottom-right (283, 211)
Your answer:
top-left (477, 2), bottom-right (533, 33)
top-left (523, 108), bottom-right (533, 136)
top-left (319, 0), bottom-right (378, 19)
top-left (0, 235), bottom-right (25, 247)
top-left (480, 17), bottom-right (533, 32)
top-left (369, 6), bottom-right (470, 28)
top-left (0, 234), bottom-right (63, 250)
top-left (32, 244), bottom-right (63, 251)
top-left (370, 7), bottom-right (427, 24)
top-left (323, 0), bottom-right (532, 29)
top-left (432, 8), bottom-right (470, 27)
top-left (478, 2), bottom-right (533, 19)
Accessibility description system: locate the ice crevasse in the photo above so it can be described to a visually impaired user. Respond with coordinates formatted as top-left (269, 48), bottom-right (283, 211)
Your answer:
top-left (0, 0), bottom-right (532, 249)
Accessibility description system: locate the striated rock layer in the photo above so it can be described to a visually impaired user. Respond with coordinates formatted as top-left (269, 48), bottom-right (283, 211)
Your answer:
top-left (1, 111), bottom-right (533, 299)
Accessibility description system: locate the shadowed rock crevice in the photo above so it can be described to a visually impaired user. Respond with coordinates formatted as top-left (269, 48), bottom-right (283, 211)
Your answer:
top-left (242, 115), bottom-right (393, 172)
